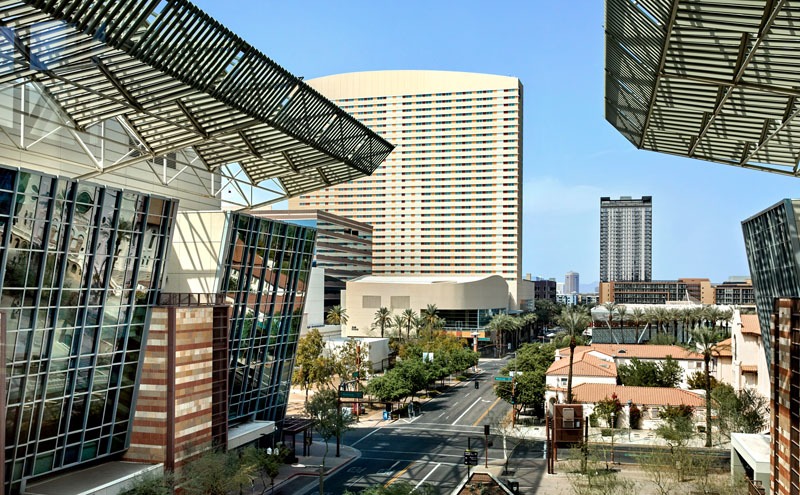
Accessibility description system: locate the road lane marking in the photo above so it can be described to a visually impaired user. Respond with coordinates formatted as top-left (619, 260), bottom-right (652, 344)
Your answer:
top-left (352, 427), bottom-right (381, 447)
top-left (473, 397), bottom-right (502, 426)
top-left (412, 463), bottom-right (441, 492)
top-left (384, 461), bottom-right (414, 487)
top-left (452, 397), bottom-right (482, 425)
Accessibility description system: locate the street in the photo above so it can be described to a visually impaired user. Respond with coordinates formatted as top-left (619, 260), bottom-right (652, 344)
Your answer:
top-left (280, 356), bottom-right (550, 494)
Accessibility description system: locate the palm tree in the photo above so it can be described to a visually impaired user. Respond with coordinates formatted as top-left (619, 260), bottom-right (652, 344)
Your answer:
top-left (556, 306), bottom-right (591, 403)
top-left (630, 307), bottom-right (646, 335)
top-left (487, 313), bottom-right (521, 356)
top-left (420, 304), bottom-right (444, 340)
top-left (616, 305), bottom-right (628, 344)
top-left (372, 307), bottom-right (392, 338)
top-left (690, 325), bottom-right (724, 448)
top-left (400, 309), bottom-right (418, 340)
top-left (521, 313), bottom-right (538, 346)
top-left (326, 305), bottom-right (348, 327)
top-left (392, 314), bottom-right (405, 339)
top-left (602, 302), bottom-right (618, 329)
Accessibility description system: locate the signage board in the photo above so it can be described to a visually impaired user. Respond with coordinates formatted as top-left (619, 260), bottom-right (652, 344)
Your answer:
top-left (339, 391), bottom-right (364, 399)
top-left (494, 376), bottom-right (512, 382)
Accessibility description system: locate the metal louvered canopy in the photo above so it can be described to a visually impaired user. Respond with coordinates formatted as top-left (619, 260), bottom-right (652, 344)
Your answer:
top-left (605, 0), bottom-right (800, 177)
top-left (0, 0), bottom-right (394, 197)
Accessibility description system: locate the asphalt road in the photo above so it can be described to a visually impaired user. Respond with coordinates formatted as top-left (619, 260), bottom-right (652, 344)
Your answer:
top-left (288, 356), bottom-right (523, 495)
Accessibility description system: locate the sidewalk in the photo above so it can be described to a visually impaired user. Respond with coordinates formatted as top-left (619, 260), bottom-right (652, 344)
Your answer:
top-left (251, 441), bottom-right (360, 495)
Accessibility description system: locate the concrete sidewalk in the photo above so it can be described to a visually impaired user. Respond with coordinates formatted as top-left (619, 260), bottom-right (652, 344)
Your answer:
top-left (251, 441), bottom-right (360, 495)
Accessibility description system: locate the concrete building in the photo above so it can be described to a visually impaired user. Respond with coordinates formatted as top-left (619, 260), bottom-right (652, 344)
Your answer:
top-left (533, 278), bottom-right (557, 302)
top-left (714, 277), bottom-right (755, 307)
top-left (599, 196), bottom-right (652, 283)
top-left (249, 210), bottom-right (373, 327)
top-left (0, 2), bottom-right (392, 493)
top-left (599, 278), bottom-right (713, 305)
top-left (289, 71), bottom-right (524, 307)
top-left (341, 275), bottom-right (508, 345)
top-left (564, 271), bottom-right (579, 294)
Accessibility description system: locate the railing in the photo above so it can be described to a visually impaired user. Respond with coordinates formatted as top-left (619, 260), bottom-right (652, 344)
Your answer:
top-left (157, 293), bottom-right (228, 307)
top-left (747, 478), bottom-right (765, 495)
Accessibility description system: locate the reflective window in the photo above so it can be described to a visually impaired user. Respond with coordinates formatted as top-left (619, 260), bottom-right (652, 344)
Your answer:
top-left (0, 166), bottom-right (176, 492)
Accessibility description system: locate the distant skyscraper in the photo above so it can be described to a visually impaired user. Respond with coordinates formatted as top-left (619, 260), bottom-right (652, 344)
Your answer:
top-left (290, 71), bottom-right (524, 305)
top-left (565, 271), bottom-right (579, 294)
top-left (599, 196), bottom-right (652, 283)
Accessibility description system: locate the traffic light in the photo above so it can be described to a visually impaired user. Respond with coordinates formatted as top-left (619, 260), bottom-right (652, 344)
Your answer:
top-left (474, 381), bottom-right (479, 389)
top-left (484, 425), bottom-right (490, 436)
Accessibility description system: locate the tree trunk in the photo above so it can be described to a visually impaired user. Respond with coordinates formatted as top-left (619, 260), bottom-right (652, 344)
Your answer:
top-left (704, 354), bottom-right (712, 448)
top-left (567, 337), bottom-right (576, 404)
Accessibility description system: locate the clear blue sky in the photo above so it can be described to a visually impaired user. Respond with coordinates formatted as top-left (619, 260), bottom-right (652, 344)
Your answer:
top-left (195, 0), bottom-right (799, 287)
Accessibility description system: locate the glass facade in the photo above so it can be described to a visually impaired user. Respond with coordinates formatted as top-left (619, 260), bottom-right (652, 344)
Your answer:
top-left (742, 199), bottom-right (800, 370)
top-left (219, 214), bottom-right (315, 427)
top-left (0, 166), bottom-right (176, 493)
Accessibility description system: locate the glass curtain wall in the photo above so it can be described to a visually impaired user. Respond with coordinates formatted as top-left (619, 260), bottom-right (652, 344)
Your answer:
top-left (0, 166), bottom-right (176, 493)
top-left (219, 214), bottom-right (315, 427)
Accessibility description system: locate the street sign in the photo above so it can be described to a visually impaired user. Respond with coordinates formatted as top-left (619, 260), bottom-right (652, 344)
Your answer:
top-left (494, 376), bottom-right (512, 382)
top-left (339, 391), bottom-right (364, 399)
top-left (463, 450), bottom-right (478, 466)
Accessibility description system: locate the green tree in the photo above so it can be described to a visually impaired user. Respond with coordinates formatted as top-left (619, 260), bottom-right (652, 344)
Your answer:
top-left (306, 388), bottom-right (356, 494)
top-left (400, 309), bottom-right (418, 340)
top-left (292, 329), bottom-right (334, 405)
top-left (337, 338), bottom-right (371, 383)
top-left (179, 450), bottom-right (252, 495)
top-left (326, 305), bottom-right (348, 326)
top-left (241, 446), bottom-right (281, 495)
top-left (534, 299), bottom-right (562, 332)
top-left (712, 384), bottom-right (768, 442)
top-left (487, 313), bottom-right (521, 356)
top-left (689, 325), bottom-right (723, 447)
top-left (120, 472), bottom-right (173, 495)
top-left (686, 370), bottom-right (718, 391)
top-left (494, 370), bottom-right (545, 423)
top-left (556, 306), bottom-right (591, 403)
top-left (372, 307), bottom-right (392, 338)
top-left (617, 356), bottom-right (682, 388)
top-left (419, 304), bottom-right (444, 340)
top-left (594, 394), bottom-right (622, 427)
top-left (366, 369), bottom-right (412, 403)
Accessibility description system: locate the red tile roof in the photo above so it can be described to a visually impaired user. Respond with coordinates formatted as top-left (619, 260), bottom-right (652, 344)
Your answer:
top-left (740, 314), bottom-right (761, 336)
top-left (571, 383), bottom-right (705, 407)
top-left (557, 344), bottom-right (703, 361)
top-left (546, 352), bottom-right (617, 377)
top-left (715, 338), bottom-right (732, 358)
top-left (741, 365), bottom-right (758, 373)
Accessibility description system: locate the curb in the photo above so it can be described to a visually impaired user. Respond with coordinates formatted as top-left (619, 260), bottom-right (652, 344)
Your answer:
top-left (270, 448), bottom-right (362, 492)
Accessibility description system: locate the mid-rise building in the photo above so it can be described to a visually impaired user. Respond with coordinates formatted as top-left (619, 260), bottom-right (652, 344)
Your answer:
top-left (565, 271), bottom-right (579, 294)
top-left (533, 278), bottom-right (557, 302)
top-left (599, 278), bottom-right (713, 305)
top-left (599, 196), bottom-right (652, 283)
top-left (714, 277), bottom-right (755, 307)
top-left (289, 71), bottom-right (524, 306)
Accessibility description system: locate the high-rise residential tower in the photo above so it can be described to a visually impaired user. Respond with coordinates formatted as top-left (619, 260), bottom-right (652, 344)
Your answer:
top-left (599, 196), bottom-right (652, 283)
top-left (289, 71), bottom-right (524, 306)
top-left (565, 271), bottom-right (579, 294)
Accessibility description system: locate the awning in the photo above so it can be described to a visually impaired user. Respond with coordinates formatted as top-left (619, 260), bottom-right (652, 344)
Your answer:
top-left (0, 0), bottom-right (394, 197)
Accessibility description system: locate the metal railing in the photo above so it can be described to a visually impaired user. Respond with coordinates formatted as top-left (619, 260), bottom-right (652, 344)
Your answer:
top-left (747, 478), bottom-right (765, 495)
top-left (157, 293), bottom-right (228, 307)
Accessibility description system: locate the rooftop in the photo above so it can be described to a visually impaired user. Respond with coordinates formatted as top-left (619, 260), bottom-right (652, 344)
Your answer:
top-left (572, 383), bottom-right (705, 407)
top-left (741, 314), bottom-right (761, 335)
top-left (547, 352), bottom-right (617, 377)
top-left (558, 344), bottom-right (703, 360)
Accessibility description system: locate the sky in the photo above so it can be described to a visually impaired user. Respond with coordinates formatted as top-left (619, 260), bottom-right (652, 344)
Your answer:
top-left (194, 0), bottom-right (800, 288)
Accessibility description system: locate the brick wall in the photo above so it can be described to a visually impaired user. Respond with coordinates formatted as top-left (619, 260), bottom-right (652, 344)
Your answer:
top-left (124, 306), bottom-right (223, 471)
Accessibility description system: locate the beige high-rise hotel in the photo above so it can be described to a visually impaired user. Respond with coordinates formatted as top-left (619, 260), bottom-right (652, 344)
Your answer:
top-left (290, 71), bottom-right (524, 306)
